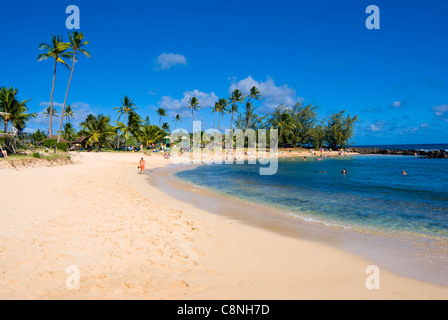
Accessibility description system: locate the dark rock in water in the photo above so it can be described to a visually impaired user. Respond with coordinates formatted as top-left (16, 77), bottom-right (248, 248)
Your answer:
top-left (350, 147), bottom-right (448, 159)
top-left (426, 150), bottom-right (448, 159)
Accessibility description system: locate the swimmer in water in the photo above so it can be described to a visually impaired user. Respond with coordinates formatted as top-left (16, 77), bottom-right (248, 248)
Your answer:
top-left (402, 170), bottom-right (407, 175)
top-left (341, 168), bottom-right (347, 174)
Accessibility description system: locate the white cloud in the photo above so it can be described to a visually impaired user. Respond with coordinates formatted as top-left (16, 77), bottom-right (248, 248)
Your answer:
top-left (29, 101), bottom-right (94, 131)
top-left (392, 101), bottom-right (401, 108)
top-left (70, 102), bottom-right (94, 125)
top-left (158, 90), bottom-right (218, 117)
top-left (39, 101), bottom-right (64, 108)
top-left (367, 121), bottom-right (386, 132)
top-left (432, 104), bottom-right (448, 118)
top-left (228, 76), bottom-right (301, 112)
top-left (155, 53), bottom-right (187, 70)
top-left (420, 123), bottom-right (430, 128)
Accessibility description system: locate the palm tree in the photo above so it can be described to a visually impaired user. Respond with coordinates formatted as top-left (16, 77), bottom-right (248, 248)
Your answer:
top-left (37, 35), bottom-right (71, 137)
top-left (42, 106), bottom-right (59, 118)
top-left (64, 105), bottom-right (75, 124)
top-left (188, 97), bottom-right (200, 132)
top-left (249, 86), bottom-right (262, 102)
top-left (211, 102), bottom-right (220, 129)
top-left (114, 96), bottom-right (137, 123)
top-left (0, 87), bottom-right (35, 135)
top-left (116, 110), bottom-right (142, 150)
top-left (156, 107), bottom-right (167, 128)
top-left (173, 114), bottom-right (182, 129)
top-left (228, 89), bottom-right (244, 130)
top-left (78, 114), bottom-right (115, 151)
top-left (113, 96), bottom-right (137, 148)
top-left (57, 31), bottom-right (91, 143)
top-left (217, 98), bottom-right (228, 131)
top-left (161, 122), bottom-right (170, 132)
top-left (245, 86), bottom-right (263, 129)
top-left (271, 107), bottom-right (296, 146)
top-left (62, 122), bottom-right (76, 141)
top-left (139, 124), bottom-right (166, 148)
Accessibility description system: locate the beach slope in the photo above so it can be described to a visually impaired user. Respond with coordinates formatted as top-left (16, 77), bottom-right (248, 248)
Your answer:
top-left (0, 152), bottom-right (447, 299)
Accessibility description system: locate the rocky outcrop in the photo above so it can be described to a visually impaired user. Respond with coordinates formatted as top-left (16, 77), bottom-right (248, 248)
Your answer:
top-left (350, 148), bottom-right (448, 159)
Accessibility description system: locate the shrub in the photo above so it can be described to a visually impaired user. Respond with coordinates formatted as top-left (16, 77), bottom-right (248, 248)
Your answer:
top-left (42, 139), bottom-right (57, 148)
top-left (42, 139), bottom-right (68, 151)
top-left (32, 152), bottom-right (42, 158)
top-left (56, 142), bottom-right (68, 151)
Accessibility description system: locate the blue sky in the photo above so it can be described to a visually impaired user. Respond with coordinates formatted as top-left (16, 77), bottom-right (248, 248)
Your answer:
top-left (1, 0), bottom-right (447, 145)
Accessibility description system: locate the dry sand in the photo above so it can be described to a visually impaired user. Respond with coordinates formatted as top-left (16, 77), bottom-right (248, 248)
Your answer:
top-left (0, 152), bottom-right (447, 299)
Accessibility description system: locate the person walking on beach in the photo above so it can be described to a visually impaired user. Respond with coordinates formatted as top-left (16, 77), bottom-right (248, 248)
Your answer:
top-left (138, 158), bottom-right (146, 175)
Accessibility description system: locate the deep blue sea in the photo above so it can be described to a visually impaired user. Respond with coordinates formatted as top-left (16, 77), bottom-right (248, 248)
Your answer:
top-left (176, 155), bottom-right (448, 238)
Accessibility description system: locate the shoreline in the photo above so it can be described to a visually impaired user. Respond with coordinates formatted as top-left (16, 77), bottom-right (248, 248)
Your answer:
top-left (146, 161), bottom-right (448, 287)
top-left (1, 152), bottom-right (448, 299)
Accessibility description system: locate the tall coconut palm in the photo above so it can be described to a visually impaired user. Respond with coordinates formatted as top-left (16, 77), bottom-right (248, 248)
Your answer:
top-left (211, 102), bottom-right (220, 129)
top-left (114, 96), bottom-right (137, 124)
top-left (113, 96), bottom-right (137, 148)
top-left (64, 105), bottom-right (75, 124)
top-left (188, 97), bottom-right (200, 132)
top-left (228, 89), bottom-right (244, 130)
top-left (57, 31), bottom-right (91, 143)
top-left (156, 107), bottom-right (167, 128)
top-left (173, 114), bottom-right (182, 129)
top-left (217, 98), bottom-right (228, 131)
top-left (161, 122), bottom-right (170, 132)
top-left (37, 35), bottom-right (71, 137)
top-left (42, 106), bottom-right (59, 120)
top-left (245, 86), bottom-right (263, 129)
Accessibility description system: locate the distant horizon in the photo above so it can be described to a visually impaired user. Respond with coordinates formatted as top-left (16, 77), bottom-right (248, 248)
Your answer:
top-left (353, 142), bottom-right (448, 146)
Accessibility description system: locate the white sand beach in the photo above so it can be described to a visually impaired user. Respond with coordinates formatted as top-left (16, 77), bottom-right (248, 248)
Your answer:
top-left (0, 152), bottom-right (447, 299)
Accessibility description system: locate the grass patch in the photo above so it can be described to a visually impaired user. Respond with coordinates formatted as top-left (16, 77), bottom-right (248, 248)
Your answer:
top-left (0, 153), bottom-right (69, 162)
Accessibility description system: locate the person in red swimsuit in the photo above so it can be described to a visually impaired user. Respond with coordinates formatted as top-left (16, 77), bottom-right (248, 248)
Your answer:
top-left (139, 158), bottom-right (146, 175)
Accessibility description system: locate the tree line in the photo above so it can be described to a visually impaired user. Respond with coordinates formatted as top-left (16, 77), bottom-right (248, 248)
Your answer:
top-left (2, 31), bottom-right (358, 152)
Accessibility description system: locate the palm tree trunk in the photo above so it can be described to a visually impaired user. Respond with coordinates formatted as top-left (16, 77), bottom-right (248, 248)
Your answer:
top-left (230, 112), bottom-right (234, 130)
top-left (58, 51), bottom-right (76, 143)
top-left (49, 58), bottom-right (58, 138)
top-left (213, 114), bottom-right (216, 129)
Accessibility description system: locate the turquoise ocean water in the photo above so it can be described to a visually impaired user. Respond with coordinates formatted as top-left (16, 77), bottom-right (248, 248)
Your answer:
top-left (176, 155), bottom-right (448, 238)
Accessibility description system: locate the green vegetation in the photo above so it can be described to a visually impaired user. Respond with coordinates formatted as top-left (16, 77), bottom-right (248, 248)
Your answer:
top-left (37, 35), bottom-right (71, 137)
top-left (57, 31), bottom-right (91, 143)
top-left (2, 30), bottom-right (358, 153)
